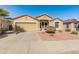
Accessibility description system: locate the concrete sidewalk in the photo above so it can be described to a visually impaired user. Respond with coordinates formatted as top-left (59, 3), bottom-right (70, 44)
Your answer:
top-left (0, 32), bottom-right (79, 54)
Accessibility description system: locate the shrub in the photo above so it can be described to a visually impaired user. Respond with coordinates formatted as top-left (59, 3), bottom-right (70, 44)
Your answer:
top-left (71, 31), bottom-right (78, 35)
top-left (65, 29), bottom-right (71, 32)
top-left (45, 26), bottom-right (56, 34)
top-left (46, 29), bottom-right (55, 33)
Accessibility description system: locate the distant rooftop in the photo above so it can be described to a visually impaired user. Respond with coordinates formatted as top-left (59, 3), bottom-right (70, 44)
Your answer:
top-left (64, 19), bottom-right (78, 23)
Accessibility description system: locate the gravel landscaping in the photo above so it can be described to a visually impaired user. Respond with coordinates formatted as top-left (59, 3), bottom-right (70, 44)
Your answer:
top-left (39, 32), bottom-right (79, 41)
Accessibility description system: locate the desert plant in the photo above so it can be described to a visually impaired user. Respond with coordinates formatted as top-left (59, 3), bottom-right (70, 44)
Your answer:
top-left (45, 26), bottom-right (56, 34)
top-left (71, 31), bottom-right (78, 35)
top-left (65, 29), bottom-right (71, 32)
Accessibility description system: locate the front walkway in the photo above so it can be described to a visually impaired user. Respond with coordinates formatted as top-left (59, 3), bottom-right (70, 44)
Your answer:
top-left (0, 32), bottom-right (79, 53)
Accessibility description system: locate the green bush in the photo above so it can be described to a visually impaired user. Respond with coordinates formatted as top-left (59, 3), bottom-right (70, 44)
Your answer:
top-left (46, 26), bottom-right (56, 34)
top-left (71, 31), bottom-right (78, 35)
top-left (46, 29), bottom-right (55, 33)
top-left (65, 29), bottom-right (71, 32)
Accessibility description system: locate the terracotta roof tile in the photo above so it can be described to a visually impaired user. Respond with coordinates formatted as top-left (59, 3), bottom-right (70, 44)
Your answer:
top-left (54, 18), bottom-right (64, 22)
top-left (64, 19), bottom-right (78, 23)
top-left (35, 14), bottom-right (53, 20)
top-left (13, 14), bottom-right (39, 21)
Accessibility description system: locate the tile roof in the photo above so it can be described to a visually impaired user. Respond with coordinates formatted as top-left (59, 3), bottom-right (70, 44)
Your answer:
top-left (35, 14), bottom-right (53, 20)
top-left (54, 18), bottom-right (64, 22)
top-left (13, 14), bottom-right (39, 21)
top-left (64, 19), bottom-right (78, 23)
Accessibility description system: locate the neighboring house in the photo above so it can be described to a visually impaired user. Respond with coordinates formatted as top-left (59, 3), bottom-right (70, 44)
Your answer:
top-left (0, 19), bottom-right (8, 29)
top-left (0, 18), bottom-right (13, 31)
top-left (64, 19), bottom-right (78, 31)
top-left (13, 14), bottom-right (79, 32)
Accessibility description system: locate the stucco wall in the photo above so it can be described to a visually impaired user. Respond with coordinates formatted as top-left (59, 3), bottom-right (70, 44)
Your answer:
top-left (70, 23), bottom-right (76, 31)
top-left (64, 23), bottom-right (77, 31)
top-left (49, 20), bottom-right (54, 26)
top-left (50, 19), bottom-right (64, 31)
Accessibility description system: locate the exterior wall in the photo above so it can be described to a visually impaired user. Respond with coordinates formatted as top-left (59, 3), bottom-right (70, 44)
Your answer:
top-left (13, 16), bottom-right (40, 31)
top-left (70, 23), bottom-right (76, 31)
top-left (49, 20), bottom-right (54, 26)
top-left (64, 23), bottom-right (77, 31)
top-left (53, 19), bottom-right (64, 31)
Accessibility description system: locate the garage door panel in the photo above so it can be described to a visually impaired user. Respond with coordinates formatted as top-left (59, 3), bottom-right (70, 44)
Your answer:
top-left (16, 22), bottom-right (37, 32)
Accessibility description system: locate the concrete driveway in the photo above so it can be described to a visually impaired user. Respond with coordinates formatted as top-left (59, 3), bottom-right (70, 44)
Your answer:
top-left (0, 32), bottom-right (79, 54)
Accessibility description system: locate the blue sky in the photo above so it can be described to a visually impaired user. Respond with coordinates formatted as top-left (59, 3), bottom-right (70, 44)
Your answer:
top-left (0, 5), bottom-right (79, 20)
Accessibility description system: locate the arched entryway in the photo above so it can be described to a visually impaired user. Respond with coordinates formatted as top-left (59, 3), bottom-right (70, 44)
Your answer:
top-left (40, 20), bottom-right (49, 31)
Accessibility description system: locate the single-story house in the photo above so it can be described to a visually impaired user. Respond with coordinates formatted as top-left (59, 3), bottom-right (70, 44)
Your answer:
top-left (0, 18), bottom-right (13, 31)
top-left (64, 19), bottom-right (79, 31)
top-left (13, 14), bottom-right (79, 32)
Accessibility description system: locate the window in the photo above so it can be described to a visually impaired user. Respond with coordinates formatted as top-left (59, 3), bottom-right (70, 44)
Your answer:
top-left (55, 22), bottom-right (59, 28)
top-left (66, 24), bottom-right (69, 28)
top-left (45, 22), bottom-right (48, 27)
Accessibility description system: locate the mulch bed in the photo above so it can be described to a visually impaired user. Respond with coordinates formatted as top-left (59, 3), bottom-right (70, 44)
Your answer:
top-left (39, 32), bottom-right (79, 41)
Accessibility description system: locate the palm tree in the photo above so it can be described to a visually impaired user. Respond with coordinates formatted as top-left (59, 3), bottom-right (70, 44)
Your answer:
top-left (0, 9), bottom-right (9, 18)
top-left (0, 9), bottom-right (9, 34)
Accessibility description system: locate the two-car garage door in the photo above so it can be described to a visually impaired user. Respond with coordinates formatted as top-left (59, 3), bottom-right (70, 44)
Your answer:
top-left (16, 22), bottom-right (37, 32)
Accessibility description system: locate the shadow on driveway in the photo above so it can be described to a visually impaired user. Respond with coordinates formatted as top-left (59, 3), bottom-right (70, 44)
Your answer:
top-left (0, 34), bottom-right (8, 39)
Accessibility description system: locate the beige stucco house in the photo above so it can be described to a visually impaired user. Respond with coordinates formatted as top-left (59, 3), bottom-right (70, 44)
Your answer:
top-left (13, 14), bottom-right (79, 32)
top-left (64, 19), bottom-right (79, 31)
top-left (13, 14), bottom-right (53, 32)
